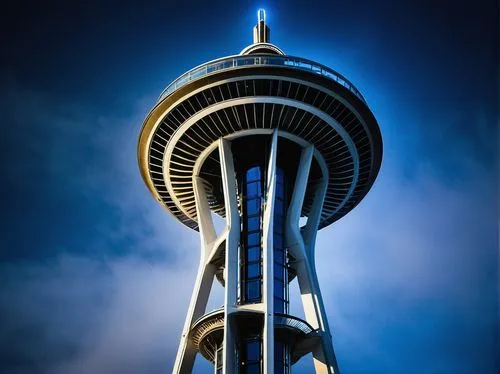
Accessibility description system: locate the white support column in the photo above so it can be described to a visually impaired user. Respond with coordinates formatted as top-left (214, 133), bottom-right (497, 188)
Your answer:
top-left (302, 170), bottom-right (328, 257)
top-left (285, 147), bottom-right (340, 374)
top-left (303, 173), bottom-right (339, 374)
top-left (219, 138), bottom-right (240, 374)
top-left (262, 130), bottom-right (278, 374)
top-left (285, 145), bottom-right (313, 262)
top-left (173, 177), bottom-right (217, 374)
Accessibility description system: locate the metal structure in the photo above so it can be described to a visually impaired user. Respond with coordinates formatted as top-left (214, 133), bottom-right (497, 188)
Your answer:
top-left (138, 9), bottom-right (382, 374)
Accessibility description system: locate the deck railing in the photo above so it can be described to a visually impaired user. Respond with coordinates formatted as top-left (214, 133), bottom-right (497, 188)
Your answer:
top-left (158, 54), bottom-right (365, 103)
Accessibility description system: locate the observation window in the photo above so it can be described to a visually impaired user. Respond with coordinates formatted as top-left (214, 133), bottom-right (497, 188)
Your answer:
top-left (240, 336), bottom-right (262, 374)
top-left (274, 341), bottom-right (290, 373)
top-left (242, 166), bottom-right (263, 304)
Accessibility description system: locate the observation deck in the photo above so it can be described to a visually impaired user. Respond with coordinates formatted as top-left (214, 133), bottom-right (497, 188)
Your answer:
top-left (138, 32), bottom-right (382, 232)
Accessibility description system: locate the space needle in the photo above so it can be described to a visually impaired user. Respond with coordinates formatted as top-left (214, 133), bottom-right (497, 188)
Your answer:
top-left (138, 9), bottom-right (382, 373)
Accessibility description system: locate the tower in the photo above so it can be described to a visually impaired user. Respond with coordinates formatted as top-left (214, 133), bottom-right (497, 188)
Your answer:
top-left (138, 9), bottom-right (382, 374)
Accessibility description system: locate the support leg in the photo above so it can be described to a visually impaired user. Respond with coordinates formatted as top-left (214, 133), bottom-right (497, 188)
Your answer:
top-left (262, 130), bottom-right (279, 374)
top-left (219, 139), bottom-right (240, 374)
top-left (285, 146), bottom-right (340, 373)
top-left (173, 178), bottom-right (217, 373)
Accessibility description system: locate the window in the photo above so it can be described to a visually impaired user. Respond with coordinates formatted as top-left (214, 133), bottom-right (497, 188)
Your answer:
top-left (241, 336), bottom-right (262, 374)
top-left (276, 181), bottom-right (284, 197)
top-left (247, 232), bottom-right (260, 247)
top-left (274, 234), bottom-right (283, 249)
top-left (273, 167), bottom-right (288, 314)
top-left (274, 341), bottom-right (290, 374)
top-left (274, 280), bottom-right (285, 300)
top-left (248, 216), bottom-right (260, 232)
top-left (246, 279), bottom-right (261, 301)
top-left (275, 342), bottom-right (284, 372)
top-left (247, 263), bottom-right (261, 278)
top-left (247, 181), bottom-right (261, 197)
top-left (247, 199), bottom-right (260, 215)
top-left (274, 217), bottom-right (284, 234)
top-left (274, 263), bottom-right (284, 281)
top-left (238, 164), bottom-right (290, 373)
top-left (246, 340), bottom-right (260, 361)
top-left (247, 246), bottom-right (261, 262)
top-left (246, 167), bottom-right (260, 182)
top-left (274, 297), bottom-right (285, 313)
top-left (245, 364), bottom-right (260, 374)
top-left (275, 248), bottom-right (285, 264)
top-left (275, 199), bottom-right (284, 215)
top-left (240, 165), bottom-right (289, 311)
top-left (242, 166), bottom-right (263, 304)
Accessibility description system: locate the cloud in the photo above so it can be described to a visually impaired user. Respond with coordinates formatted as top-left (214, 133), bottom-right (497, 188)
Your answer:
top-left (0, 254), bottom-right (201, 374)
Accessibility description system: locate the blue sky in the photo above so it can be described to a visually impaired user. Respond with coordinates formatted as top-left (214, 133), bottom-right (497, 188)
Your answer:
top-left (0, 1), bottom-right (498, 373)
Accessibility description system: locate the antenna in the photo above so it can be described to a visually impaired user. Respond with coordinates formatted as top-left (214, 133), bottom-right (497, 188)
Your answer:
top-left (253, 8), bottom-right (270, 43)
top-left (258, 8), bottom-right (266, 23)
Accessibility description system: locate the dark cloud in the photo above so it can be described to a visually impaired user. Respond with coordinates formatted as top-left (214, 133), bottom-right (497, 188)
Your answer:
top-left (0, 254), bottom-right (201, 374)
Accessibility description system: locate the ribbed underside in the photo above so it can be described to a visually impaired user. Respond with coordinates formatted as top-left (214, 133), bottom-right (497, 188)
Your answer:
top-left (142, 69), bottom-right (382, 230)
top-left (190, 309), bottom-right (315, 364)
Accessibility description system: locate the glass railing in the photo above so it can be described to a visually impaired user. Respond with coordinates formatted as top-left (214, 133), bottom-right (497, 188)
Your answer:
top-left (158, 54), bottom-right (366, 103)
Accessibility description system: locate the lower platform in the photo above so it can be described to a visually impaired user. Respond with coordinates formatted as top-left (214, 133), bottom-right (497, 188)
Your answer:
top-left (190, 307), bottom-right (319, 365)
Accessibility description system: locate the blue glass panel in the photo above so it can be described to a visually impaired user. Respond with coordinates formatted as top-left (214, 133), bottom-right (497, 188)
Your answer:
top-left (274, 279), bottom-right (284, 298)
top-left (276, 182), bottom-right (284, 199)
top-left (247, 246), bottom-right (260, 262)
top-left (247, 263), bottom-right (261, 278)
top-left (246, 340), bottom-right (261, 361)
top-left (274, 220), bottom-right (283, 234)
top-left (246, 363), bottom-right (260, 374)
top-left (246, 279), bottom-right (261, 300)
top-left (275, 342), bottom-right (284, 361)
top-left (274, 263), bottom-right (284, 280)
top-left (274, 234), bottom-right (283, 249)
top-left (276, 168), bottom-right (284, 181)
top-left (274, 297), bottom-right (284, 313)
top-left (275, 249), bottom-right (285, 264)
top-left (248, 216), bottom-right (260, 232)
top-left (247, 199), bottom-right (260, 215)
top-left (274, 362), bottom-right (284, 374)
top-left (246, 167), bottom-right (261, 182)
top-left (247, 232), bottom-right (260, 247)
top-left (274, 215), bottom-right (283, 225)
top-left (247, 181), bottom-right (261, 197)
top-left (275, 199), bottom-right (284, 215)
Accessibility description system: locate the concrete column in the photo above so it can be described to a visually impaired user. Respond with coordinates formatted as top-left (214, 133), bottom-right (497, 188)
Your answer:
top-left (261, 130), bottom-right (278, 374)
top-left (219, 138), bottom-right (240, 374)
top-left (173, 177), bottom-right (217, 374)
top-left (285, 145), bottom-right (313, 262)
top-left (285, 147), bottom-right (340, 373)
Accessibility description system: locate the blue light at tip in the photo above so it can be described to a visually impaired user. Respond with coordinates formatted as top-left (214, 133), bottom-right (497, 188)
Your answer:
top-left (258, 8), bottom-right (266, 22)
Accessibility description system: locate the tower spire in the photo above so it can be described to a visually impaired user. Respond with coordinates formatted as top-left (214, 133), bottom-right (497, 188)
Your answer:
top-left (253, 8), bottom-right (270, 43)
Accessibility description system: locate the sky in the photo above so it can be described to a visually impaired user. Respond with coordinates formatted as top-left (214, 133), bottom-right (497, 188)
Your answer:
top-left (0, 0), bottom-right (498, 373)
